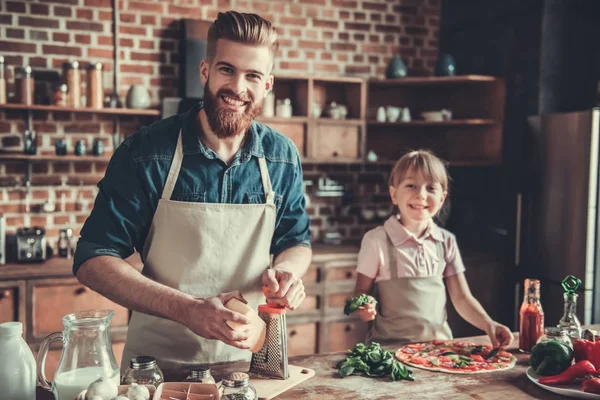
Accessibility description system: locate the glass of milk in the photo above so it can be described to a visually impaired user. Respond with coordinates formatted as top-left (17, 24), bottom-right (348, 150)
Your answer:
top-left (36, 310), bottom-right (120, 400)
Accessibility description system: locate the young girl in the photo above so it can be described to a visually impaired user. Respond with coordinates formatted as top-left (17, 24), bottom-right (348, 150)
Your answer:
top-left (352, 150), bottom-right (513, 349)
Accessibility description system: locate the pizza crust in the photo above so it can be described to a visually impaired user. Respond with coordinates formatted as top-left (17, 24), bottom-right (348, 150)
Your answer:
top-left (401, 358), bottom-right (517, 374)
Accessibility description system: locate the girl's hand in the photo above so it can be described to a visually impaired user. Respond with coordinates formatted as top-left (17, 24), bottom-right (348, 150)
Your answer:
top-left (356, 302), bottom-right (377, 322)
top-left (485, 320), bottom-right (514, 349)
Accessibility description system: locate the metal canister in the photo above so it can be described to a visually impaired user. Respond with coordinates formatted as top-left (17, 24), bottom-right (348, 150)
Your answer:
top-left (87, 62), bottom-right (103, 109)
top-left (0, 56), bottom-right (6, 104)
top-left (63, 61), bottom-right (80, 107)
top-left (15, 66), bottom-right (34, 105)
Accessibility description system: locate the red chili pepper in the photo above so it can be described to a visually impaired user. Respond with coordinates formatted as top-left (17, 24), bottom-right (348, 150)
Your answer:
top-left (572, 339), bottom-right (600, 369)
top-left (582, 377), bottom-right (600, 394)
top-left (538, 360), bottom-right (596, 386)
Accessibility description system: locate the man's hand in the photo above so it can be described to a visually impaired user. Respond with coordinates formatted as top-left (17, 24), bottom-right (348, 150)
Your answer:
top-left (262, 268), bottom-right (305, 310)
top-left (182, 291), bottom-right (252, 349)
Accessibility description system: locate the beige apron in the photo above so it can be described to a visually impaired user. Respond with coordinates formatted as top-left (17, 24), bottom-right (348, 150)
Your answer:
top-left (121, 129), bottom-right (276, 375)
top-left (366, 232), bottom-right (453, 345)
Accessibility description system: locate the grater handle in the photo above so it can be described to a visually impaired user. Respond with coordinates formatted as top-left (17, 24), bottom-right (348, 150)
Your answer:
top-left (260, 286), bottom-right (286, 314)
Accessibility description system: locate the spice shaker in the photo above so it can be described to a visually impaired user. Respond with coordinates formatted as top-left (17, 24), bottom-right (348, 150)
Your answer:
top-left (63, 61), bottom-right (81, 107)
top-left (219, 372), bottom-right (257, 400)
top-left (185, 366), bottom-right (215, 384)
top-left (122, 356), bottom-right (164, 387)
top-left (15, 66), bottom-right (34, 105)
top-left (87, 62), bottom-right (104, 109)
top-left (57, 228), bottom-right (73, 258)
top-left (0, 56), bottom-right (6, 104)
top-left (53, 84), bottom-right (67, 107)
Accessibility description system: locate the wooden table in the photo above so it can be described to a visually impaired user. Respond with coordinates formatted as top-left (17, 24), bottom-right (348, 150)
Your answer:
top-left (38, 327), bottom-right (596, 399)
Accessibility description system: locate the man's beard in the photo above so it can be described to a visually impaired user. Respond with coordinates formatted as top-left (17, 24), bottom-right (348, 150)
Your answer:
top-left (202, 81), bottom-right (263, 139)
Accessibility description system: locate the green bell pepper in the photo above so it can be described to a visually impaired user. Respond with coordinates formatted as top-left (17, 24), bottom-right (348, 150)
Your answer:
top-left (529, 339), bottom-right (574, 376)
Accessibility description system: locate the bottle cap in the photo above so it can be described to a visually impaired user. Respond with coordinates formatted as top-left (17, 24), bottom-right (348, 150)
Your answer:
top-left (0, 321), bottom-right (23, 336)
top-left (130, 355), bottom-right (157, 370)
top-left (222, 372), bottom-right (249, 387)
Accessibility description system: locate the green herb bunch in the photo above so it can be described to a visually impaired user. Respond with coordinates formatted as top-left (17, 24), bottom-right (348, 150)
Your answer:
top-left (343, 294), bottom-right (377, 316)
top-left (336, 342), bottom-right (414, 381)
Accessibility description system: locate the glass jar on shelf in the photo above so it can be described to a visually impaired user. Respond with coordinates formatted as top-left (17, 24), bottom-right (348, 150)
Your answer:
top-left (519, 278), bottom-right (544, 353)
top-left (219, 372), bottom-right (257, 400)
top-left (536, 326), bottom-right (573, 350)
top-left (122, 356), bottom-right (164, 387)
top-left (185, 366), bottom-right (215, 384)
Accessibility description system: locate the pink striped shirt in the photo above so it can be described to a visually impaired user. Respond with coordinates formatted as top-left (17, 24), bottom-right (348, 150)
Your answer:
top-left (356, 215), bottom-right (466, 282)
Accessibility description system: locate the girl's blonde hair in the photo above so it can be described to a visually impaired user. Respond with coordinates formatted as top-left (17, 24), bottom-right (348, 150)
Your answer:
top-left (207, 11), bottom-right (279, 68)
top-left (388, 150), bottom-right (449, 191)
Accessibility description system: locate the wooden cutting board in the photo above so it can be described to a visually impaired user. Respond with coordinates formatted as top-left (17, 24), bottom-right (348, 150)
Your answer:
top-left (252, 365), bottom-right (316, 400)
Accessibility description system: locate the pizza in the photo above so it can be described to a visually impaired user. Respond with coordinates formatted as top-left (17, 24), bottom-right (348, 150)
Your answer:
top-left (395, 340), bottom-right (517, 374)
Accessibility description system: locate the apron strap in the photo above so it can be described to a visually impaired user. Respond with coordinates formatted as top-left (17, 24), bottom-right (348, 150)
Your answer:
top-left (257, 157), bottom-right (275, 204)
top-left (385, 233), bottom-right (399, 280)
top-left (162, 129), bottom-right (184, 200)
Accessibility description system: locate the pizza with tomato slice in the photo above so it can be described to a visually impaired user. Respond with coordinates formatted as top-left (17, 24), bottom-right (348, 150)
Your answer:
top-left (395, 340), bottom-right (517, 374)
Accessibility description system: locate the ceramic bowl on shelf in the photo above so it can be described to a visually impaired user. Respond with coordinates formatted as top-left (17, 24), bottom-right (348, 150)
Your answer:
top-left (421, 109), bottom-right (452, 122)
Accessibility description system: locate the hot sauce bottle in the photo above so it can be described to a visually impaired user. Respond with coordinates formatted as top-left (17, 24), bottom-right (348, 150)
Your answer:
top-left (519, 278), bottom-right (544, 352)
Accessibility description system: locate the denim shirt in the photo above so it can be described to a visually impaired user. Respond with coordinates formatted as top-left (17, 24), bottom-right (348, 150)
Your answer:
top-left (73, 103), bottom-right (311, 275)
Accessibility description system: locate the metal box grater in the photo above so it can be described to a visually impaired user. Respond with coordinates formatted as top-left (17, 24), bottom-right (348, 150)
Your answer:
top-left (249, 303), bottom-right (289, 379)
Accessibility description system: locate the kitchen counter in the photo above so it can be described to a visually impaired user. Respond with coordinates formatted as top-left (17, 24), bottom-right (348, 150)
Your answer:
top-left (2, 244), bottom-right (359, 280)
top-left (37, 326), bottom-right (597, 400)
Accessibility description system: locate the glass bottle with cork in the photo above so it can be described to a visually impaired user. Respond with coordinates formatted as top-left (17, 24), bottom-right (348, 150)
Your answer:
top-left (519, 278), bottom-right (544, 352)
top-left (557, 275), bottom-right (582, 339)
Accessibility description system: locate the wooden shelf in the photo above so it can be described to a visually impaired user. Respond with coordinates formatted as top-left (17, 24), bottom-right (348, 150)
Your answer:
top-left (256, 116), bottom-right (308, 124)
top-left (368, 75), bottom-right (499, 86)
top-left (0, 153), bottom-right (111, 162)
top-left (0, 103), bottom-right (161, 116)
top-left (367, 119), bottom-right (496, 127)
top-left (0, 257), bottom-right (74, 280)
top-left (314, 118), bottom-right (363, 126)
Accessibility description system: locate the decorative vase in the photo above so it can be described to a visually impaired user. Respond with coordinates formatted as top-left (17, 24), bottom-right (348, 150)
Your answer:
top-left (385, 55), bottom-right (407, 79)
top-left (435, 54), bottom-right (457, 76)
top-left (126, 85), bottom-right (151, 109)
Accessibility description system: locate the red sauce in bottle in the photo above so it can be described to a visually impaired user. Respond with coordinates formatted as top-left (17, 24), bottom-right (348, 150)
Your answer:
top-left (519, 304), bottom-right (544, 351)
top-left (519, 279), bottom-right (544, 352)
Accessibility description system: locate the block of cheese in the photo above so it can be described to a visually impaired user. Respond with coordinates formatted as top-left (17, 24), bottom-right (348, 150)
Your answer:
top-left (224, 298), bottom-right (266, 353)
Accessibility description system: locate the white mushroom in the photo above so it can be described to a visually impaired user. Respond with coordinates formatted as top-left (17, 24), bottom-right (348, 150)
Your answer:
top-left (85, 377), bottom-right (119, 400)
top-left (126, 383), bottom-right (150, 400)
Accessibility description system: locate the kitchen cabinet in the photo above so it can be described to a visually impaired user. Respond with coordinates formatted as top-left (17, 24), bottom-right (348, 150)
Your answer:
top-left (366, 75), bottom-right (506, 165)
top-left (28, 277), bottom-right (128, 342)
top-left (0, 280), bottom-right (26, 326)
top-left (255, 75), bottom-right (367, 162)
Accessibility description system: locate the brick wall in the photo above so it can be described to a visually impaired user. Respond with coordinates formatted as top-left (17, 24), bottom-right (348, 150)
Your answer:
top-left (0, 0), bottom-right (440, 255)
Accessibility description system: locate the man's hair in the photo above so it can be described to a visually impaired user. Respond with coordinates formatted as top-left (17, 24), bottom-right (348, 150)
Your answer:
top-left (206, 11), bottom-right (279, 66)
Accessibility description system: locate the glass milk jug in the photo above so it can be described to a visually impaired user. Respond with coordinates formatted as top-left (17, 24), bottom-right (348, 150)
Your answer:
top-left (36, 310), bottom-right (120, 400)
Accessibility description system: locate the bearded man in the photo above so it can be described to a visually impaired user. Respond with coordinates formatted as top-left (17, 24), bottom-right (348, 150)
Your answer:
top-left (73, 11), bottom-right (311, 377)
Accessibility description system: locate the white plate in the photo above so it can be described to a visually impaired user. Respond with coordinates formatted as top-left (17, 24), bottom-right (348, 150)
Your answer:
top-left (526, 367), bottom-right (600, 399)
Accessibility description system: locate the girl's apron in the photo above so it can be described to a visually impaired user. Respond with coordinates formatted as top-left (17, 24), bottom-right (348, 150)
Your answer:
top-left (121, 129), bottom-right (276, 375)
top-left (366, 233), bottom-right (453, 344)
